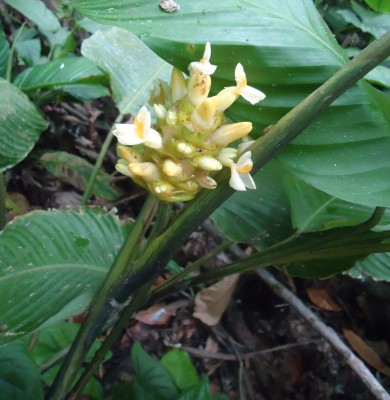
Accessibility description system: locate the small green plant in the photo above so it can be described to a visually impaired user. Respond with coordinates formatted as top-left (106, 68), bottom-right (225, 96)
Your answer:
top-left (0, 0), bottom-right (390, 399)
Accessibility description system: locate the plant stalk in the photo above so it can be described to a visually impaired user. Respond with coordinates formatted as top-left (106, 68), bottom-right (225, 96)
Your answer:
top-left (81, 113), bottom-right (123, 205)
top-left (0, 173), bottom-right (6, 230)
top-left (47, 195), bottom-right (157, 400)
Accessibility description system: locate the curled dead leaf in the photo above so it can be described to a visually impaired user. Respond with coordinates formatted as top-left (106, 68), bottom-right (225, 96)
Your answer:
top-left (193, 274), bottom-right (240, 326)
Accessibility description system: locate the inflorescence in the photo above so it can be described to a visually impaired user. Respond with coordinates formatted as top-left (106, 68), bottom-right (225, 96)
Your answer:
top-left (113, 42), bottom-right (266, 202)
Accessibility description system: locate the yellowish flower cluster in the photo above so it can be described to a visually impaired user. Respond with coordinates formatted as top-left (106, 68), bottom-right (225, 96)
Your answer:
top-left (113, 42), bottom-right (266, 202)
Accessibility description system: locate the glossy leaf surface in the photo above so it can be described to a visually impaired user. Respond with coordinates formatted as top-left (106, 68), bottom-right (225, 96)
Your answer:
top-left (81, 27), bottom-right (171, 115)
top-left (0, 79), bottom-right (48, 172)
top-left (0, 208), bottom-right (129, 345)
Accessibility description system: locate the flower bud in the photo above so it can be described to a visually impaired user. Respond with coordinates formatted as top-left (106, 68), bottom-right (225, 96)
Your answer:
top-left (163, 159), bottom-right (183, 176)
top-left (195, 155), bottom-right (223, 171)
top-left (117, 146), bottom-right (143, 163)
top-left (154, 181), bottom-right (174, 194)
top-left (191, 97), bottom-right (219, 130)
top-left (210, 122), bottom-right (253, 145)
top-left (153, 104), bottom-right (167, 120)
top-left (187, 72), bottom-right (211, 106)
top-left (171, 68), bottom-right (187, 102)
top-left (176, 141), bottom-right (196, 156)
top-left (128, 162), bottom-right (160, 181)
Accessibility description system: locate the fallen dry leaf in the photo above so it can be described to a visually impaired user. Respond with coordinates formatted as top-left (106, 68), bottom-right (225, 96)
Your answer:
top-left (307, 287), bottom-right (342, 312)
top-left (135, 299), bottom-right (188, 325)
top-left (193, 274), bottom-right (240, 326)
top-left (343, 328), bottom-right (390, 376)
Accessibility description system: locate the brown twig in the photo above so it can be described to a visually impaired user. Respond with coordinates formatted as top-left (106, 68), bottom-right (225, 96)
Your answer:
top-left (167, 341), bottom-right (318, 361)
top-left (257, 269), bottom-right (390, 400)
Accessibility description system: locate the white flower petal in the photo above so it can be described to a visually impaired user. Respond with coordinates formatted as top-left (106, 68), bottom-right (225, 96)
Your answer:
top-left (239, 85), bottom-right (266, 105)
top-left (237, 140), bottom-right (255, 154)
top-left (113, 124), bottom-right (144, 145)
top-left (234, 63), bottom-right (246, 85)
top-left (203, 41), bottom-right (212, 61)
top-left (240, 173), bottom-right (256, 190)
top-left (189, 61), bottom-right (217, 75)
top-left (144, 128), bottom-right (163, 149)
top-left (229, 166), bottom-right (246, 191)
top-left (237, 151), bottom-right (252, 166)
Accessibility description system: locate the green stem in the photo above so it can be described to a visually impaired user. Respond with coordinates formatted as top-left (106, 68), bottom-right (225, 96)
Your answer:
top-left (81, 114), bottom-right (123, 205)
top-left (47, 195), bottom-right (157, 400)
top-left (6, 23), bottom-right (26, 81)
top-left (0, 173), bottom-right (6, 230)
top-left (152, 239), bottom-right (233, 301)
top-left (68, 284), bottom-right (152, 400)
top-left (185, 237), bottom-right (390, 287)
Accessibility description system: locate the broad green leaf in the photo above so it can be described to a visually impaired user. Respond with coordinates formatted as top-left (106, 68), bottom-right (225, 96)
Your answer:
top-left (13, 57), bottom-right (107, 92)
top-left (348, 252), bottom-right (390, 281)
top-left (19, 322), bottom-right (110, 388)
top-left (81, 27), bottom-right (171, 115)
top-left (283, 174), bottom-right (390, 232)
top-left (39, 151), bottom-right (118, 201)
top-left (0, 79), bottom-right (48, 172)
top-left (74, 0), bottom-right (390, 208)
top-left (0, 343), bottom-right (44, 400)
top-left (63, 83), bottom-right (110, 101)
top-left (0, 208), bottom-right (130, 345)
top-left (4, 0), bottom-right (70, 49)
top-left (14, 27), bottom-right (41, 66)
top-left (366, 65), bottom-right (390, 89)
top-left (161, 349), bottom-right (199, 391)
top-left (212, 161), bottom-right (292, 246)
top-left (177, 377), bottom-right (212, 400)
top-left (0, 26), bottom-right (10, 78)
top-left (337, 2), bottom-right (390, 38)
top-left (364, 0), bottom-right (390, 13)
top-left (131, 342), bottom-right (180, 400)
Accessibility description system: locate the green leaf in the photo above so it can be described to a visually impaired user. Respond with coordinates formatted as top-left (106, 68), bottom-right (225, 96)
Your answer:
top-left (161, 349), bottom-right (199, 391)
top-left (131, 342), bottom-right (180, 400)
top-left (348, 252), bottom-right (390, 281)
top-left (176, 377), bottom-right (212, 400)
top-left (0, 208), bottom-right (130, 345)
top-left (63, 83), bottom-right (110, 101)
top-left (0, 343), bottom-right (44, 400)
top-left (13, 57), bottom-right (107, 92)
top-left (81, 27), bottom-right (171, 115)
top-left (19, 322), bottom-right (110, 386)
top-left (0, 79), bottom-right (48, 172)
top-left (0, 26), bottom-right (10, 78)
top-left (337, 2), bottom-right (390, 38)
top-left (74, 0), bottom-right (390, 208)
top-left (283, 174), bottom-right (390, 232)
top-left (364, 0), bottom-right (390, 13)
top-left (212, 161), bottom-right (292, 246)
top-left (366, 65), bottom-right (390, 89)
top-left (39, 151), bottom-right (118, 201)
top-left (14, 27), bottom-right (41, 66)
top-left (3, 0), bottom-right (70, 49)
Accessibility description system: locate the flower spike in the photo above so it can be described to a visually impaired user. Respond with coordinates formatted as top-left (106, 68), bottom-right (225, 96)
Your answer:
top-left (113, 42), bottom-right (265, 201)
